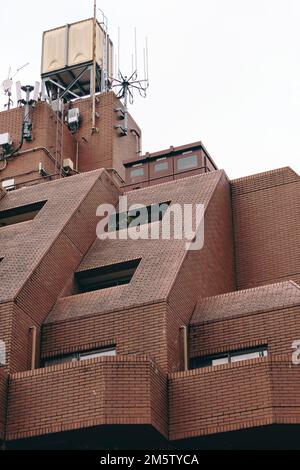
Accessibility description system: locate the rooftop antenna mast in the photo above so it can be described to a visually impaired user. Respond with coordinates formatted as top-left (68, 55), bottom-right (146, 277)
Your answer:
top-left (98, 7), bottom-right (109, 92)
top-left (91, 0), bottom-right (97, 133)
top-left (1, 63), bottom-right (29, 110)
top-left (112, 29), bottom-right (149, 135)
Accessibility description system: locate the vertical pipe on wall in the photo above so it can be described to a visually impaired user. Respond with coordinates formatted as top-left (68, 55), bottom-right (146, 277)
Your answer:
top-left (30, 326), bottom-right (37, 371)
top-left (181, 325), bottom-right (189, 372)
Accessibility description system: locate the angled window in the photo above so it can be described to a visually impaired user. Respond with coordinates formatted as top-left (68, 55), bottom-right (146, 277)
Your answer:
top-left (0, 201), bottom-right (47, 228)
top-left (108, 201), bottom-right (171, 232)
top-left (44, 346), bottom-right (116, 367)
top-left (190, 346), bottom-right (268, 370)
top-left (75, 259), bottom-right (141, 293)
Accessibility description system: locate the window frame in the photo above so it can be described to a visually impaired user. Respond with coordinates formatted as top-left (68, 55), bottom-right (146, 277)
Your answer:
top-left (0, 200), bottom-right (47, 228)
top-left (176, 154), bottom-right (199, 172)
top-left (75, 259), bottom-right (141, 294)
top-left (154, 160), bottom-right (169, 174)
top-left (190, 346), bottom-right (268, 370)
top-left (130, 166), bottom-right (145, 179)
top-left (44, 346), bottom-right (117, 367)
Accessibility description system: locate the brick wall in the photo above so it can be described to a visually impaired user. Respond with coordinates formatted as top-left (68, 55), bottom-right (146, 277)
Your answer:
top-left (232, 168), bottom-right (300, 289)
top-left (41, 302), bottom-right (169, 371)
top-left (0, 103), bottom-right (76, 187)
top-left (0, 367), bottom-right (8, 441)
top-left (0, 170), bottom-right (120, 373)
top-left (73, 92), bottom-right (141, 179)
top-left (166, 172), bottom-right (236, 371)
top-left (272, 358), bottom-right (300, 423)
top-left (169, 358), bottom-right (274, 440)
top-left (169, 357), bottom-right (300, 441)
top-left (10, 305), bottom-right (40, 374)
top-left (190, 306), bottom-right (300, 360)
top-left (0, 303), bottom-right (13, 370)
top-left (10, 174), bottom-right (119, 373)
top-left (6, 356), bottom-right (167, 441)
top-left (0, 93), bottom-right (140, 188)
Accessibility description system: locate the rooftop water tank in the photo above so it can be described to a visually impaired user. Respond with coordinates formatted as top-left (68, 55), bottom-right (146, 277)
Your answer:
top-left (41, 18), bottom-right (113, 98)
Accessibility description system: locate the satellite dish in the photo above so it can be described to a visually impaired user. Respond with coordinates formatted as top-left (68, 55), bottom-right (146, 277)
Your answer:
top-left (1, 63), bottom-right (29, 110)
top-left (2, 79), bottom-right (13, 94)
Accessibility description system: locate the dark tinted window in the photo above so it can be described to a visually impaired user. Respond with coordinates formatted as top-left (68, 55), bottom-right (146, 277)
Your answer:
top-left (75, 259), bottom-right (141, 293)
top-left (154, 161), bottom-right (169, 173)
top-left (44, 346), bottom-right (116, 367)
top-left (177, 155), bottom-right (198, 171)
top-left (190, 346), bottom-right (268, 370)
top-left (0, 201), bottom-right (47, 228)
top-left (130, 167), bottom-right (145, 178)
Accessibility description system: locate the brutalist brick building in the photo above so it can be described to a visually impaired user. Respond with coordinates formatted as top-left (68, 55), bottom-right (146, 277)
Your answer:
top-left (0, 16), bottom-right (300, 451)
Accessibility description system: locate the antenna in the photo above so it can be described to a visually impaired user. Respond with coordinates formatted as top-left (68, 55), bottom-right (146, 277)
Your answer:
top-left (1, 63), bottom-right (29, 110)
top-left (2, 68), bottom-right (13, 110)
top-left (111, 31), bottom-right (149, 136)
top-left (16, 81), bottom-right (22, 105)
top-left (98, 7), bottom-right (109, 92)
top-left (32, 82), bottom-right (40, 103)
top-left (11, 63), bottom-right (29, 80)
top-left (134, 28), bottom-right (138, 72)
top-left (111, 31), bottom-right (149, 105)
top-left (118, 27), bottom-right (121, 76)
top-left (91, 0), bottom-right (97, 133)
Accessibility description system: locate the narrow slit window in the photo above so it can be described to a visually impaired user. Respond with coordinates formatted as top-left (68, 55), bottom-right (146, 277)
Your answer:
top-left (0, 201), bottom-right (47, 228)
top-left (44, 346), bottom-right (116, 367)
top-left (190, 346), bottom-right (268, 370)
top-left (75, 259), bottom-right (141, 293)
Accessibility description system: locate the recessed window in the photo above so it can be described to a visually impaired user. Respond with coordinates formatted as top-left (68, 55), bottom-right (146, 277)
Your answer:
top-left (177, 155), bottom-right (198, 171)
top-left (0, 201), bottom-right (47, 228)
top-left (130, 167), bottom-right (145, 178)
top-left (154, 161), bottom-right (169, 173)
top-left (190, 346), bottom-right (268, 370)
top-left (44, 346), bottom-right (116, 367)
top-left (108, 202), bottom-right (171, 232)
top-left (75, 259), bottom-right (141, 293)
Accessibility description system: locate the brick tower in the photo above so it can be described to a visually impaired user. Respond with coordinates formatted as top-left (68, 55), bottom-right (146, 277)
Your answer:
top-left (0, 14), bottom-right (300, 451)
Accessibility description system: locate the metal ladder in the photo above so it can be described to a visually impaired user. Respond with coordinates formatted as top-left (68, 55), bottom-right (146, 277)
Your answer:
top-left (55, 98), bottom-right (64, 177)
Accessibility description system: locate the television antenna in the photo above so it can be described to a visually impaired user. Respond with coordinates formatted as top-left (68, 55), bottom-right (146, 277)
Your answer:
top-left (1, 63), bottom-right (29, 110)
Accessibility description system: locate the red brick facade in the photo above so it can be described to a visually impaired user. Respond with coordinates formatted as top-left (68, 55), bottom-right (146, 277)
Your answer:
top-left (0, 93), bottom-right (140, 188)
top-left (0, 368), bottom-right (7, 442)
top-left (0, 91), bottom-right (300, 449)
top-left (6, 356), bottom-right (167, 442)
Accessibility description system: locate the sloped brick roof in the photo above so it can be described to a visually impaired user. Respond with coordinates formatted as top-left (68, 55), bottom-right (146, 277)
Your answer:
top-left (191, 280), bottom-right (300, 325)
top-left (45, 170), bottom-right (225, 324)
top-left (0, 169), bottom-right (105, 303)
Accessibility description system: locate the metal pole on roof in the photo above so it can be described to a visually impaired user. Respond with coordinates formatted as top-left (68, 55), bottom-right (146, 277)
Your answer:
top-left (91, 0), bottom-right (97, 133)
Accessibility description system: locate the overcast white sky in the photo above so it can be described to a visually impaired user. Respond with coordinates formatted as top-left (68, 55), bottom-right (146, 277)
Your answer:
top-left (1, 0), bottom-right (300, 179)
